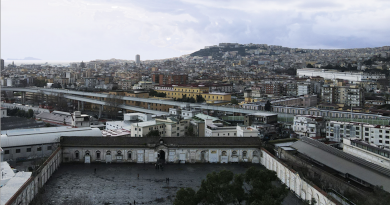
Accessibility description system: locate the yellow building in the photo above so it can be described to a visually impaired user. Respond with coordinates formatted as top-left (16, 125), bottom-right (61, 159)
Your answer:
top-left (156, 85), bottom-right (231, 104)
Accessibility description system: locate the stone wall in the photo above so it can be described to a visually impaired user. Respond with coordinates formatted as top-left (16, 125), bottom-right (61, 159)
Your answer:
top-left (5, 147), bottom-right (62, 205)
top-left (62, 146), bottom-right (262, 164)
top-left (260, 148), bottom-right (340, 205)
top-left (277, 147), bottom-right (369, 197)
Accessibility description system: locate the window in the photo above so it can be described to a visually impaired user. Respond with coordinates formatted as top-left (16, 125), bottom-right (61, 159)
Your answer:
top-left (75, 151), bottom-right (80, 159)
top-left (356, 132), bottom-right (360, 135)
top-left (37, 147), bottom-right (42, 151)
top-left (340, 125), bottom-right (344, 128)
top-left (5, 150), bottom-right (9, 154)
top-left (222, 151), bottom-right (227, 156)
top-left (16, 149), bottom-right (21, 153)
top-left (365, 128), bottom-right (369, 131)
top-left (356, 127), bottom-right (360, 130)
top-left (380, 130), bottom-right (383, 133)
top-left (365, 133), bottom-right (369, 136)
top-left (177, 127), bottom-right (179, 130)
top-left (386, 141), bottom-right (389, 144)
top-left (47, 146), bottom-right (52, 150)
top-left (177, 133), bottom-right (179, 136)
top-left (379, 140), bottom-right (383, 143)
top-left (27, 148), bottom-right (31, 152)
top-left (128, 151), bottom-right (132, 159)
top-left (96, 151), bottom-right (101, 159)
top-left (232, 151), bottom-right (237, 155)
top-left (380, 135), bottom-right (383, 138)
top-left (242, 151), bottom-right (247, 157)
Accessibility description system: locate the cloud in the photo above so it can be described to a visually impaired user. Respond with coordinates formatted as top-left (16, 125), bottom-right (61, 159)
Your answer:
top-left (1, 0), bottom-right (389, 60)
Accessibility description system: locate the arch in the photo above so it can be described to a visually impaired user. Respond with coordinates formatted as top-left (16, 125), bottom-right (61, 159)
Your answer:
top-left (128, 151), bottom-right (132, 160)
top-left (117, 150), bottom-right (122, 155)
top-left (222, 151), bottom-right (227, 156)
top-left (85, 150), bottom-right (90, 156)
top-left (242, 151), bottom-right (247, 157)
top-left (74, 150), bottom-right (80, 160)
top-left (232, 151), bottom-right (238, 155)
top-left (106, 150), bottom-right (111, 155)
top-left (158, 150), bottom-right (166, 163)
top-left (96, 151), bottom-right (101, 160)
top-left (201, 151), bottom-right (206, 162)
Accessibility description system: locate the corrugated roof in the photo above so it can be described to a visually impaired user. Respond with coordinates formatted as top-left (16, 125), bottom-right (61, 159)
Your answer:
top-left (291, 138), bottom-right (390, 192)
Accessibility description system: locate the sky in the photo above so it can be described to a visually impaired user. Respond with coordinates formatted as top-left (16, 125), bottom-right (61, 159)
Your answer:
top-left (1, 0), bottom-right (390, 61)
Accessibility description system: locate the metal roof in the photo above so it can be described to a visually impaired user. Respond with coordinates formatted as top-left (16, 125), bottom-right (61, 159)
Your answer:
top-left (1, 127), bottom-right (102, 148)
top-left (291, 137), bottom-right (390, 192)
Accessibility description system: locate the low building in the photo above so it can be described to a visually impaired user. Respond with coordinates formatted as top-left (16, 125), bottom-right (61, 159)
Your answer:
top-left (106, 113), bottom-right (152, 130)
top-left (60, 137), bottom-right (262, 164)
top-left (1, 127), bottom-right (102, 161)
top-left (293, 115), bottom-right (325, 138)
top-left (130, 117), bottom-right (190, 137)
top-left (205, 119), bottom-right (259, 137)
top-left (343, 138), bottom-right (390, 169)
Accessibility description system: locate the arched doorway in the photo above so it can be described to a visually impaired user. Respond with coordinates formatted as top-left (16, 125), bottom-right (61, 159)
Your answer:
top-left (158, 150), bottom-right (165, 164)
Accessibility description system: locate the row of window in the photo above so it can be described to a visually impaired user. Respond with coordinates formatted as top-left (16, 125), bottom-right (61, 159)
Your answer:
top-left (3, 146), bottom-right (52, 155)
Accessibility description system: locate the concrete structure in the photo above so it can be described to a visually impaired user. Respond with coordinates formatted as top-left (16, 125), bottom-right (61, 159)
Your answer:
top-left (293, 115), bottom-right (325, 138)
top-left (260, 148), bottom-right (338, 205)
top-left (1, 147), bottom-right (62, 205)
top-left (130, 117), bottom-right (190, 137)
top-left (297, 68), bottom-right (386, 82)
top-left (106, 113), bottom-right (152, 130)
top-left (297, 83), bottom-right (311, 96)
top-left (132, 81), bottom-right (155, 90)
top-left (205, 119), bottom-right (259, 137)
top-left (291, 137), bottom-right (390, 192)
top-left (135, 54), bottom-right (140, 66)
top-left (61, 137), bottom-right (262, 164)
top-left (326, 121), bottom-right (390, 147)
top-left (2, 88), bottom-right (390, 121)
top-left (343, 138), bottom-right (390, 169)
top-left (1, 127), bottom-right (102, 161)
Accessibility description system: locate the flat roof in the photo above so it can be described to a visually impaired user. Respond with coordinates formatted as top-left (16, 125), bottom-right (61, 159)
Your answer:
top-left (291, 138), bottom-right (390, 192)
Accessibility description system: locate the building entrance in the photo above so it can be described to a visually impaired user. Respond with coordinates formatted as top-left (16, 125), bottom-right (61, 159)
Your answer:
top-left (157, 150), bottom-right (165, 164)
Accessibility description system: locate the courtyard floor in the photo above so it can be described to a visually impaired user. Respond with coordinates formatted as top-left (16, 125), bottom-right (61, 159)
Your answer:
top-left (40, 163), bottom-right (302, 205)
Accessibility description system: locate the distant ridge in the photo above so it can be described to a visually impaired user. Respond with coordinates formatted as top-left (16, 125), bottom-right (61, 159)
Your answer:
top-left (7, 57), bottom-right (41, 60)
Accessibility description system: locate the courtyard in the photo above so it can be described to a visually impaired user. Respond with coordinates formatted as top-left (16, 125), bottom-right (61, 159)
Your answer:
top-left (39, 163), bottom-right (302, 205)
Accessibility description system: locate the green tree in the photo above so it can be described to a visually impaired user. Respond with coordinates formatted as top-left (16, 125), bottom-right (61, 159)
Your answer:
top-left (231, 98), bottom-right (239, 105)
top-left (264, 100), bottom-right (272, 111)
top-left (306, 63), bottom-right (314, 68)
top-left (28, 109), bottom-right (34, 118)
top-left (185, 125), bottom-right (195, 137)
top-left (146, 130), bottom-right (160, 137)
top-left (189, 97), bottom-right (196, 103)
top-left (174, 188), bottom-right (197, 205)
top-left (174, 167), bottom-right (287, 205)
top-left (196, 95), bottom-right (206, 103)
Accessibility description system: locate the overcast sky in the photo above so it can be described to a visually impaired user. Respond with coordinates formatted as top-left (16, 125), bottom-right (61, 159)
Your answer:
top-left (1, 0), bottom-right (390, 61)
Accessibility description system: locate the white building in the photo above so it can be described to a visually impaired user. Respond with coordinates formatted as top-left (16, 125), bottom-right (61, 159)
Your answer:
top-left (327, 121), bottom-right (390, 147)
top-left (205, 119), bottom-right (258, 137)
top-left (130, 117), bottom-right (190, 137)
top-left (135, 54), bottom-right (141, 66)
top-left (293, 115), bottom-right (325, 138)
top-left (297, 83), bottom-right (311, 96)
top-left (297, 68), bottom-right (386, 82)
top-left (106, 113), bottom-right (152, 130)
top-left (343, 138), bottom-right (390, 169)
top-left (132, 81), bottom-right (155, 90)
top-left (169, 104), bottom-right (202, 119)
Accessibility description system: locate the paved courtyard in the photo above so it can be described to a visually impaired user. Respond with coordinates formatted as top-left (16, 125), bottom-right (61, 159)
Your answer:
top-left (41, 163), bottom-right (302, 205)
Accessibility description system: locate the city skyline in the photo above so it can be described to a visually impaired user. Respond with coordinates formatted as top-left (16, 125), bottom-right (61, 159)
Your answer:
top-left (1, 0), bottom-right (390, 61)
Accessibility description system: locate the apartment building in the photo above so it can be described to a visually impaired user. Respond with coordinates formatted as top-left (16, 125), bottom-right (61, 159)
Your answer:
top-left (130, 117), bottom-right (190, 137)
top-left (326, 121), bottom-right (390, 147)
top-left (293, 115), bottom-right (325, 138)
top-left (343, 138), bottom-right (390, 169)
top-left (155, 84), bottom-right (231, 104)
top-left (152, 73), bottom-right (188, 86)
